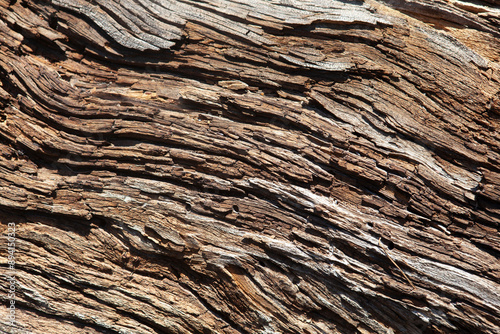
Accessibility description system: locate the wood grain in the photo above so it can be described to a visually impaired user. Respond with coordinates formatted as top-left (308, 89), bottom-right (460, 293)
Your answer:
top-left (0, 0), bottom-right (499, 333)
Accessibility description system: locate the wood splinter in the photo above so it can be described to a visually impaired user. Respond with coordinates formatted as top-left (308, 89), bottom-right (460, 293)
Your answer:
top-left (378, 237), bottom-right (416, 290)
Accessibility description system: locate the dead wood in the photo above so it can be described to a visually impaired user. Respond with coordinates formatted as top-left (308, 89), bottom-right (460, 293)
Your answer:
top-left (0, 0), bottom-right (499, 333)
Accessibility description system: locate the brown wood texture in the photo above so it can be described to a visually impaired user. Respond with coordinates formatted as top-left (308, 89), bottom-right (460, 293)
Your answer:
top-left (0, 0), bottom-right (499, 333)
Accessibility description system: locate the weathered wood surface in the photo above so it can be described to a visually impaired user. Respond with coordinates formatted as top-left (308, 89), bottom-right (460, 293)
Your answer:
top-left (0, 0), bottom-right (499, 333)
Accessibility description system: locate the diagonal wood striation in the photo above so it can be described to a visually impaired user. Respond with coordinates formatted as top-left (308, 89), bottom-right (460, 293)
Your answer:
top-left (0, 0), bottom-right (499, 333)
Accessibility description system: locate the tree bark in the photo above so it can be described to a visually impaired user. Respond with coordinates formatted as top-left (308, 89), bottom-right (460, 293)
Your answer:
top-left (0, 0), bottom-right (499, 333)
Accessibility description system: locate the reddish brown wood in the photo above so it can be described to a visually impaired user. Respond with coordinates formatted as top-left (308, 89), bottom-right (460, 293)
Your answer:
top-left (0, 0), bottom-right (499, 333)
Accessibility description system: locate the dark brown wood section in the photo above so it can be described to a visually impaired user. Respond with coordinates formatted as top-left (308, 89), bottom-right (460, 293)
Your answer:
top-left (0, 0), bottom-right (499, 333)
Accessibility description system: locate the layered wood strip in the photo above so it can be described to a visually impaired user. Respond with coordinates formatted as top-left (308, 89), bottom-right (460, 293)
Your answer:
top-left (0, 0), bottom-right (499, 333)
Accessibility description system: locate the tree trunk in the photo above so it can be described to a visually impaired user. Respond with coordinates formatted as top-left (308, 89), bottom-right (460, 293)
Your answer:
top-left (0, 0), bottom-right (499, 333)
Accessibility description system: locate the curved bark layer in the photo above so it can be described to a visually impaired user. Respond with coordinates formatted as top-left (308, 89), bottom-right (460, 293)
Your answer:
top-left (0, 0), bottom-right (499, 333)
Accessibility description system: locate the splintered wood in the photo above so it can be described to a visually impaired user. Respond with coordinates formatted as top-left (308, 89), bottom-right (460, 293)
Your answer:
top-left (0, 0), bottom-right (499, 333)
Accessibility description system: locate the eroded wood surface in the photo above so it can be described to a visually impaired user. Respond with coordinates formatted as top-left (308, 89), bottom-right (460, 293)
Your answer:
top-left (0, 0), bottom-right (499, 333)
